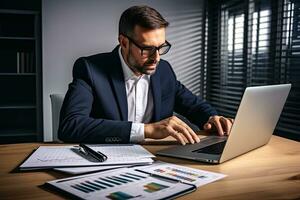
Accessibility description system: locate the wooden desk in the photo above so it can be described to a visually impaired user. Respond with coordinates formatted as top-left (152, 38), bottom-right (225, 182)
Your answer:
top-left (0, 135), bottom-right (299, 200)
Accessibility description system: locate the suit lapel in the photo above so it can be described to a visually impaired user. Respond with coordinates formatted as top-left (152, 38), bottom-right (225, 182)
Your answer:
top-left (150, 69), bottom-right (161, 121)
top-left (109, 47), bottom-right (128, 121)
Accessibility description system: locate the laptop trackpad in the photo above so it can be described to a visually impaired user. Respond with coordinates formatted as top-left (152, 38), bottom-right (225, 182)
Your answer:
top-left (188, 136), bottom-right (228, 154)
top-left (192, 140), bottom-right (226, 155)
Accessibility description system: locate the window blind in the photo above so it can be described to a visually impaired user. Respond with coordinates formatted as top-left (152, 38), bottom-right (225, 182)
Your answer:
top-left (275, 0), bottom-right (300, 139)
top-left (163, 7), bottom-right (204, 96)
top-left (205, 0), bottom-right (300, 141)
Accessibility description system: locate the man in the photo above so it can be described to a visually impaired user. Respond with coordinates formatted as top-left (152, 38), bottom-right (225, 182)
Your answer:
top-left (58, 5), bottom-right (233, 145)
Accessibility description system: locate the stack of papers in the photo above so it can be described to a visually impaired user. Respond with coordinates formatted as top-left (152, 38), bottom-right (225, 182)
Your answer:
top-left (46, 161), bottom-right (226, 200)
top-left (20, 145), bottom-right (227, 199)
top-left (20, 145), bottom-right (154, 171)
top-left (54, 165), bottom-right (135, 175)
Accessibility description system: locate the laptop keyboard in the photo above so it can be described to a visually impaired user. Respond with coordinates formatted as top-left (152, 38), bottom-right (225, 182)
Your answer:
top-left (192, 141), bottom-right (226, 155)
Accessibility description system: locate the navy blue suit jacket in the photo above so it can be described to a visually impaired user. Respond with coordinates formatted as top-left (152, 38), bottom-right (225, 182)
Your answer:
top-left (58, 46), bottom-right (217, 143)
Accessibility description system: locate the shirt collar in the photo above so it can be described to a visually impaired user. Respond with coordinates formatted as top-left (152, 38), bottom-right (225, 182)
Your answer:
top-left (118, 46), bottom-right (150, 81)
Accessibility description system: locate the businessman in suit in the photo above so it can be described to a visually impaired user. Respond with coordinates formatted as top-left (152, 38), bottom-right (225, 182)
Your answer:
top-left (58, 5), bottom-right (234, 144)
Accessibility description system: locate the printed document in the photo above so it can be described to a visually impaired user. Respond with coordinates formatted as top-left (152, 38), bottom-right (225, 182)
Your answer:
top-left (20, 145), bottom-right (154, 170)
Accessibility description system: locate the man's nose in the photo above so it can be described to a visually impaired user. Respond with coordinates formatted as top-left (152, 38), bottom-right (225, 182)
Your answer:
top-left (151, 50), bottom-right (160, 62)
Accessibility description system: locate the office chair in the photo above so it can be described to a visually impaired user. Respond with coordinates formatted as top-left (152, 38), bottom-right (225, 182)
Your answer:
top-left (50, 94), bottom-right (65, 142)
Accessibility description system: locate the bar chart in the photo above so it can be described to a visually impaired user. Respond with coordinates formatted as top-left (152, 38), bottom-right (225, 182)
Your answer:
top-left (69, 172), bottom-right (147, 194)
top-left (47, 167), bottom-right (194, 200)
top-left (137, 161), bottom-right (227, 187)
top-left (153, 167), bottom-right (203, 183)
top-left (143, 182), bottom-right (169, 193)
top-left (106, 191), bottom-right (137, 200)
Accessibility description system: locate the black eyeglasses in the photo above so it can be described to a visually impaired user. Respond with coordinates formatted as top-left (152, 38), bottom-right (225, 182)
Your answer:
top-left (123, 34), bottom-right (171, 57)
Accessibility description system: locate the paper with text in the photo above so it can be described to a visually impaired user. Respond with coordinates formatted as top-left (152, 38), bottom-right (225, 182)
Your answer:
top-left (20, 145), bottom-right (154, 170)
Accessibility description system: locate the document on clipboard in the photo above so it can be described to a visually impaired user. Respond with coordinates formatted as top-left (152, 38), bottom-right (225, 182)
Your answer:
top-left (45, 161), bottom-right (226, 200)
top-left (19, 145), bottom-right (154, 170)
top-left (45, 167), bottom-right (196, 200)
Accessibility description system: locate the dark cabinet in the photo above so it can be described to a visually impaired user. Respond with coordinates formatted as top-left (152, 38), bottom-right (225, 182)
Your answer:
top-left (0, 7), bottom-right (42, 143)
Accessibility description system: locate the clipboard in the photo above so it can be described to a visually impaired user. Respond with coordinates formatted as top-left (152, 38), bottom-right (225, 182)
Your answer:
top-left (45, 167), bottom-right (196, 200)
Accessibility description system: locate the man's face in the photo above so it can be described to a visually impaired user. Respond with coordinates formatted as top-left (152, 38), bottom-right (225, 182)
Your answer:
top-left (120, 26), bottom-right (166, 76)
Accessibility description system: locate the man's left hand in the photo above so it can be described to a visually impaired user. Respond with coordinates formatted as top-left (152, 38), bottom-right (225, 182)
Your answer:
top-left (203, 115), bottom-right (234, 136)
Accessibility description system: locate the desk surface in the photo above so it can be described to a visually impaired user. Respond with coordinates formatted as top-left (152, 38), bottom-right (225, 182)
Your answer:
top-left (0, 135), bottom-right (299, 200)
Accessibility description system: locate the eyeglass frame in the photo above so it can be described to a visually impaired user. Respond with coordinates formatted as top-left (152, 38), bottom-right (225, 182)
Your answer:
top-left (122, 34), bottom-right (171, 57)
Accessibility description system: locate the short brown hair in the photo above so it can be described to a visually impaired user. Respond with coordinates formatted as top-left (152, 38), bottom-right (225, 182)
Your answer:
top-left (119, 5), bottom-right (169, 37)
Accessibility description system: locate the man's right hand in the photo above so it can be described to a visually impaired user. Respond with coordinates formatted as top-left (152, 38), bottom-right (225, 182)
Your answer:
top-left (144, 116), bottom-right (200, 145)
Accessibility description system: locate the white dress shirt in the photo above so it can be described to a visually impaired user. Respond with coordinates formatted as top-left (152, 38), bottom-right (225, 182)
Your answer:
top-left (118, 47), bottom-right (154, 143)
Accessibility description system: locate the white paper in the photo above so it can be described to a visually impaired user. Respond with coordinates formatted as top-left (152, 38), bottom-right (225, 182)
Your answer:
top-left (54, 165), bottom-right (128, 174)
top-left (136, 161), bottom-right (227, 187)
top-left (20, 145), bottom-right (154, 170)
top-left (88, 144), bottom-right (155, 158)
top-left (54, 164), bottom-right (149, 175)
top-left (46, 168), bottom-right (194, 200)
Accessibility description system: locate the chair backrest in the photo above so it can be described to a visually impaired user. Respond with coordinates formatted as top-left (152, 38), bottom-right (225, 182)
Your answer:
top-left (50, 94), bottom-right (65, 142)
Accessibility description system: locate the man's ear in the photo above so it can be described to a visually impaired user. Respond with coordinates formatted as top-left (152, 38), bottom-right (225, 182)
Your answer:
top-left (118, 35), bottom-right (128, 50)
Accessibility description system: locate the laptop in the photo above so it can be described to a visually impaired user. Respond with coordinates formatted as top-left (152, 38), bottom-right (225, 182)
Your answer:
top-left (156, 84), bottom-right (291, 164)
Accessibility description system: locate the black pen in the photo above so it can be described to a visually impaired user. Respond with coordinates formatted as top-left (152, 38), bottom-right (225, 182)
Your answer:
top-left (79, 144), bottom-right (107, 162)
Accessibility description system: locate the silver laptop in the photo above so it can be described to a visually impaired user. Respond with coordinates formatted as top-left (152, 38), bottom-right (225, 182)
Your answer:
top-left (156, 84), bottom-right (291, 164)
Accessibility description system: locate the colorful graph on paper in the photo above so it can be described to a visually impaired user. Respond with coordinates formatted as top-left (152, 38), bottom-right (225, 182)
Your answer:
top-left (106, 191), bottom-right (137, 200)
top-left (138, 161), bottom-right (227, 187)
top-left (46, 167), bottom-right (194, 200)
top-left (68, 171), bottom-right (148, 194)
top-left (143, 182), bottom-right (169, 193)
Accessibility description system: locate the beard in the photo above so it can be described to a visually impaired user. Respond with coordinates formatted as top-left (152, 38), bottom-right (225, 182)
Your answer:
top-left (127, 49), bottom-right (159, 75)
